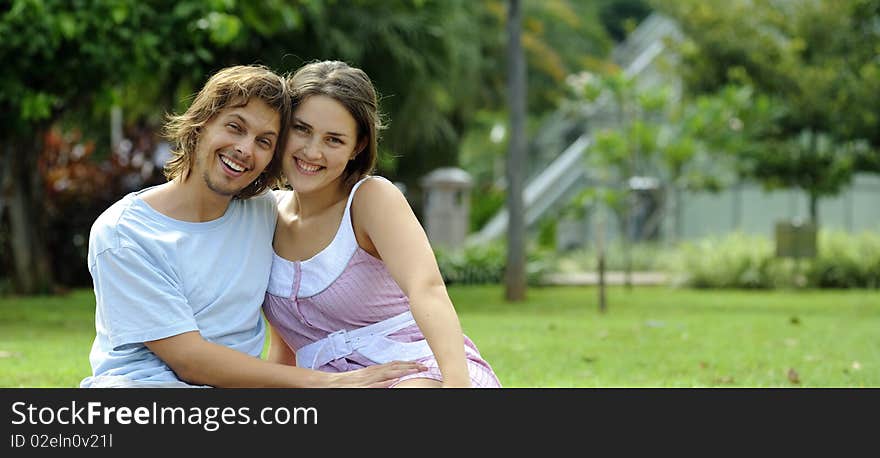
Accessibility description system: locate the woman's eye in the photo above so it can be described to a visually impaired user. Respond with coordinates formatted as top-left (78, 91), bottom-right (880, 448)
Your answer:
top-left (227, 123), bottom-right (241, 132)
top-left (328, 137), bottom-right (343, 145)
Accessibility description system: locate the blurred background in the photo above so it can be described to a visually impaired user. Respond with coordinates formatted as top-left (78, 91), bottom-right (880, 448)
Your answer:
top-left (2, 0), bottom-right (879, 388)
top-left (2, 0), bottom-right (878, 295)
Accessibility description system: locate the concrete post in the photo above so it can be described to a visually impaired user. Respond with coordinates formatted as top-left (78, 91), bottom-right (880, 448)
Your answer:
top-left (420, 167), bottom-right (473, 249)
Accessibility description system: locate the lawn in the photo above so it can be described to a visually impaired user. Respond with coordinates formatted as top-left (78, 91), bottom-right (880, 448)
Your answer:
top-left (0, 286), bottom-right (877, 387)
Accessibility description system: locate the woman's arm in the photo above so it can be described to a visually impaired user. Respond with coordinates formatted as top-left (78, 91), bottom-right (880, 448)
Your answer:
top-left (352, 178), bottom-right (472, 387)
top-left (267, 323), bottom-right (297, 366)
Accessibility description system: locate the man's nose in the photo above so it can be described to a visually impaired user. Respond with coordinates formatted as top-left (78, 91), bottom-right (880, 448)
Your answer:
top-left (235, 139), bottom-right (254, 158)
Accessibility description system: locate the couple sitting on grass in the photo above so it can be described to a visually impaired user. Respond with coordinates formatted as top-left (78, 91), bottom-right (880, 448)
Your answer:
top-left (80, 61), bottom-right (500, 388)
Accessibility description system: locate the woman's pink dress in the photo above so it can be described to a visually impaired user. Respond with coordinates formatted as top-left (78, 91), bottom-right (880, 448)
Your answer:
top-left (262, 177), bottom-right (501, 387)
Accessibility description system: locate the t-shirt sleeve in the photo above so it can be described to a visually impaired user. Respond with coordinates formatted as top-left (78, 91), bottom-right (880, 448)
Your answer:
top-left (91, 245), bottom-right (199, 349)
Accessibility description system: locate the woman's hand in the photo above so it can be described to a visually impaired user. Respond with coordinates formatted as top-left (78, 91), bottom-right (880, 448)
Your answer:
top-left (328, 361), bottom-right (427, 388)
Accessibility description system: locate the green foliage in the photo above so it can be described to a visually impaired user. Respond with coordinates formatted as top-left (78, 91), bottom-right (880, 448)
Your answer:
top-left (808, 231), bottom-right (880, 289)
top-left (552, 241), bottom-right (674, 273)
top-left (0, 0), bottom-right (634, 293)
top-left (545, 230), bottom-right (880, 291)
top-left (519, 0), bottom-right (616, 110)
top-left (1, 1), bottom-right (163, 132)
top-left (653, 0), bottom-right (880, 179)
top-left (669, 231), bottom-right (880, 289)
top-left (435, 242), bottom-right (507, 285)
top-left (468, 185), bottom-right (506, 233)
top-left (536, 218), bottom-right (557, 250)
top-left (574, 72), bottom-right (739, 192)
top-left (672, 233), bottom-right (780, 289)
top-left (433, 240), bottom-right (553, 286)
top-left (568, 71), bottom-right (743, 241)
top-left (598, 0), bottom-right (653, 42)
top-left (458, 1), bottom-right (620, 235)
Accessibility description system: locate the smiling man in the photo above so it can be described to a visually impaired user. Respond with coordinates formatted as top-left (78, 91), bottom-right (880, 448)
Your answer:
top-left (80, 65), bottom-right (424, 388)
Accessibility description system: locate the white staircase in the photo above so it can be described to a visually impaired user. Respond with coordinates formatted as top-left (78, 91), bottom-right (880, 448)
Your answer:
top-left (467, 13), bottom-right (681, 245)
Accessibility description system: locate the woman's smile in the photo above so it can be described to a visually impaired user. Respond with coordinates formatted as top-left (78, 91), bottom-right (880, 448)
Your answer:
top-left (295, 157), bottom-right (324, 176)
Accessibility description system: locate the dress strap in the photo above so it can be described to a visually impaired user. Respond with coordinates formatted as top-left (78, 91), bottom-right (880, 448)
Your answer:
top-left (294, 176), bottom-right (390, 298)
top-left (343, 175), bottom-right (391, 215)
top-left (338, 175), bottom-right (391, 242)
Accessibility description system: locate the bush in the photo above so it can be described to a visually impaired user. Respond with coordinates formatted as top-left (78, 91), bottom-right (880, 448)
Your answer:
top-left (550, 241), bottom-right (676, 273)
top-left (673, 233), bottom-right (778, 289)
top-left (808, 231), bottom-right (880, 289)
top-left (469, 185), bottom-right (505, 233)
top-left (434, 241), bottom-right (554, 286)
top-left (42, 124), bottom-right (166, 288)
top-left (669, 230), bottom-right (880, 289)
top-left (435, 242), bottom-right (506, 285)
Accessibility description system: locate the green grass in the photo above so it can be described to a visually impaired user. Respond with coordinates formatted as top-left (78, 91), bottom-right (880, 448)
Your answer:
top-left (1, 286), bottom-right (878, 387)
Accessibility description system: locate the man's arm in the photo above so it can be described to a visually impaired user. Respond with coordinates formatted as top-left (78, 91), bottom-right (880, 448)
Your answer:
top-left (93, 244), bottom-right (423, 388)
top-left (146, 331), bottom-right (424, 388)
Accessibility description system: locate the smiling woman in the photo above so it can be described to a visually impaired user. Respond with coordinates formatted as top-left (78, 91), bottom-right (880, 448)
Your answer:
top-left (263, 60), bottom-right (502, 388)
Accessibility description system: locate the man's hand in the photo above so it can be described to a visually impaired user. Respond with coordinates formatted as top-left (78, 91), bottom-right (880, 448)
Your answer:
top-left (328, 361), bottom-right (427, 388)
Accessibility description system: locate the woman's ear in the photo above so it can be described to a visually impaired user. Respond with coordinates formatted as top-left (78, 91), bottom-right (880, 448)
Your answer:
top-left (351, 138), bottom-right (368, 161)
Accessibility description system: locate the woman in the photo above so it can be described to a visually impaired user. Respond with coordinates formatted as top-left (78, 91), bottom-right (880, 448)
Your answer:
top-left (262, 60), bottom-right (501, 387)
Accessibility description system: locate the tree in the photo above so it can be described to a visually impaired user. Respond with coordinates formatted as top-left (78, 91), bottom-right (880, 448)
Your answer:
top-left (653, 0), bottom-right (880, 224)
top-left (0, 0), bottom-right (494, 294)
top-left (599, 0), bottom-right (653, 42)
top-left (2, 1), bottom-right (624, 294)
top-left (0, 0), bottom-right (299, 294)
top-left (505, 0), bottom-right (527, 301)
top-left (0, 1), bottom-right (180, 294)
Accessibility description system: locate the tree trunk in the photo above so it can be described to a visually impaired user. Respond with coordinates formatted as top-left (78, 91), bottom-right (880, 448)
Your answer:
top-left (809, 192), bottom-right (819, 226)
top-left (505, 0), bottom-right (527, 301)
top-left (623, 201), bottom-right (632, 290)
top-left (3, 134), bottom-right (54, 294)
top-left (597, 200), bottom-right (607, 314)
top-left (669, 183), bottom-right (681, 244)
top-left (807, 131), bottom-right (820, 227)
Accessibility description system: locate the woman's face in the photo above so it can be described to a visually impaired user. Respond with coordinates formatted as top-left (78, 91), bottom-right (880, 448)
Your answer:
top-left (283, 94), bottom-right (360, 195)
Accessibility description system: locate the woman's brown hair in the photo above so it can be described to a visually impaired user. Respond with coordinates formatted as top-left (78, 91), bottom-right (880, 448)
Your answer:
top-left (283, 60), bottom-right (385, 189)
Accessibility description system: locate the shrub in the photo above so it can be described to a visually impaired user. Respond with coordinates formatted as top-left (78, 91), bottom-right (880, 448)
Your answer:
top-left (434, 240), bottom-right (554, 286)
top-left (550, 241), bottom-right (676, 273)
top-left (808, 231), bottom-right (880, 289)
top-left (669, 230), bottom-right (880, 289)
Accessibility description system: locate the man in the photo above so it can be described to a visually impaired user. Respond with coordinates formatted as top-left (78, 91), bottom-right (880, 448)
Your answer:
top-left (80, 65), bottom-right (423, 388)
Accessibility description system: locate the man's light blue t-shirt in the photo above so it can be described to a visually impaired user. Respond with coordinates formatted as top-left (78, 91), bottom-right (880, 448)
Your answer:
top-left (80, 187), bottom-right (277, 386)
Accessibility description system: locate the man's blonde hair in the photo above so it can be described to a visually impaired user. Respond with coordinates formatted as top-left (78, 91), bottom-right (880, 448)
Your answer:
top-left (163, 65), bottom-right (290, 199)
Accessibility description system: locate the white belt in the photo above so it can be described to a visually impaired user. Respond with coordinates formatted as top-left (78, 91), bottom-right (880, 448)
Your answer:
top-left (296, 311), bottom-right (435, 369)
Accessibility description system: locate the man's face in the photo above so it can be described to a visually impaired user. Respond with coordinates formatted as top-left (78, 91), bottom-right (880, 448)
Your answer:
top-left (191, 98), bottom-right (280, 197)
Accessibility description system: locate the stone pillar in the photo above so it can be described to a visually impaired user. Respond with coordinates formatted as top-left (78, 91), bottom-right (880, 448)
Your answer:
top-left (420, 167), bottom-right (473, 249)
